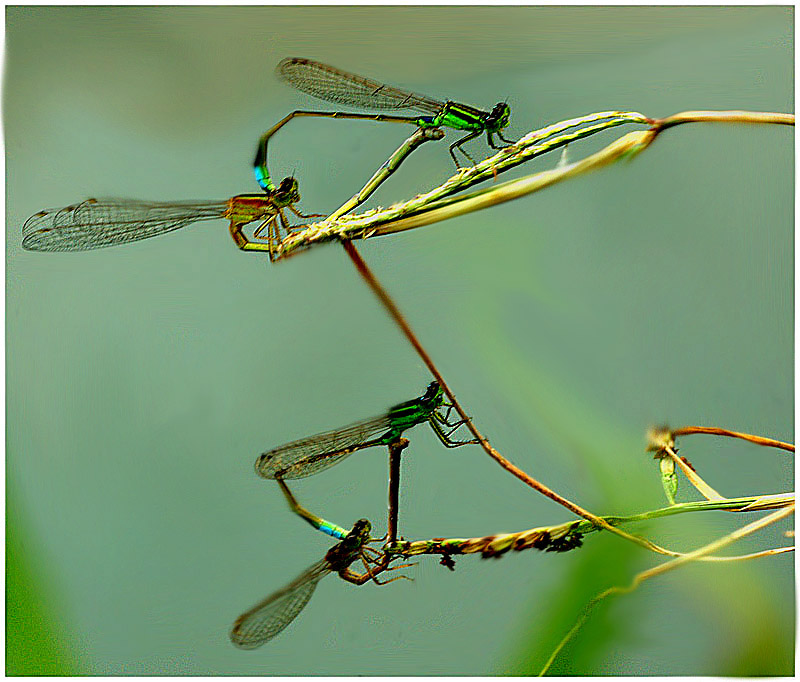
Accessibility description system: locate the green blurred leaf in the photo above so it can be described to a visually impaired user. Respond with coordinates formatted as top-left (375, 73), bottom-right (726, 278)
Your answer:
top-left (501, 538), bottom-right (642, 675)
top-left (6, 483), bottom-right (81, 675)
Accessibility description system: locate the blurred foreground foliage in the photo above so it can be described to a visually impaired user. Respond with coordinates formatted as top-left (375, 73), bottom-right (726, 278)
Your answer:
top-left (6, 482), bottom-right (81, 675)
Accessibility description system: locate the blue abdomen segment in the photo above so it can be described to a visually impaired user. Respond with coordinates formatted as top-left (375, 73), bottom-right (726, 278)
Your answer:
top-left (317, 520), bottom-right (348, 540)
top-left (254, 165), bottom-right (275, 192)
top-left (415, 116), bottom-right (437, 127)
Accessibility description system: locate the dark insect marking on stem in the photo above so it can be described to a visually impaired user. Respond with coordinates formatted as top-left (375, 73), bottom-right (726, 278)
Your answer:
top-left (439, 553), bottom-right (456, 571)
top-left (545, 533), bottom-right (584, 553)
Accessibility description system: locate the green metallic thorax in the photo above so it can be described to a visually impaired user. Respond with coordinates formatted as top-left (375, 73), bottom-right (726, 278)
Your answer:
top-left (435, 102), bottom-right (489, 132)
top-left (415, 101), bottom-right (511, 134)
top-left (381, 382), bottom-right (444, 443)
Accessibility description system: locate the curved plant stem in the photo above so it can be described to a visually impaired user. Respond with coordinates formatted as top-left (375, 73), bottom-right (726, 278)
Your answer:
top-left (671, 426), bottom-right (795, 452)
top-left (342, 239), bottom-right (674, 554)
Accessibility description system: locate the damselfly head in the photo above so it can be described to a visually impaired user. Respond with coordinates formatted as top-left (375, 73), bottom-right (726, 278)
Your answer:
top-left (349, 518), bottom-right (371, 538)
top-left (488, 102), bottom-right (512, 130)
top-left (326, 519), bottom-right (371, 564)
top-left (273, 177), bottom-right (301, 207)
top-left (340, 519), bottom-right (371, 550)
top-left (422, 381), bottom-right (443, 405)
top-left (425, 381), bottom-right (439, 394)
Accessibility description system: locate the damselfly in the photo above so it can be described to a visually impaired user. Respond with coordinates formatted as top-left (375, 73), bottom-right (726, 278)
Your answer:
top-left (256, 381), bottom-right (475, 482)
top-left (21, 177), bottom-right (321, 259)
top-left (253, 57), bottom-right (514, 191)
top-left (230, 518), bottom-right (407, 648)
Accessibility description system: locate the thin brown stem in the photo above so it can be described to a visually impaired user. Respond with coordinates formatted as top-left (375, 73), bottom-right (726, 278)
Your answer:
top-left (671, 426), bottom-right (795, 452)
top-left (342, 239), bottom-right (664, 552)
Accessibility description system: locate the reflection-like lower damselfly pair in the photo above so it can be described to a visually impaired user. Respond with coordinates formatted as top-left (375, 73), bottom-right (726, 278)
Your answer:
top-left (232, 380), bottom-right (477, 647)
top-left (22, 58), bottom-right (513, 647)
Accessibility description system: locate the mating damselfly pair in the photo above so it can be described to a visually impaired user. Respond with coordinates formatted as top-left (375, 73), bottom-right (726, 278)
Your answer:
top-left (231, 381), bottom-right (476, 648)
top-left (22, 58), bottom-right (514, 257)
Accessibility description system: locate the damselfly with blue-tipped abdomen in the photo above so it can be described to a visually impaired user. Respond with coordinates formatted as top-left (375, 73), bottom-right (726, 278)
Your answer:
top-left (21, 177), bottom-right (322, 260)
top-left (253, 58), bottom-right (515, 191)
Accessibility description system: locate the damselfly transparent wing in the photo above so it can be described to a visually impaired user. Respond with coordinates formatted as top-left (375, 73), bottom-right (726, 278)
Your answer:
top-left (277, 58), bottom-right (443, 116)
top-left (21, 198), bottom-right (230, 252)
top-left (255, 413), bottom-right (393, 479)
top-left (230, 559), bottom-right (331, 649)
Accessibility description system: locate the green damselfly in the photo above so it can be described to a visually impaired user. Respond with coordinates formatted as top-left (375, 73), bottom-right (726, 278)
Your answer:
top-left (230, 517), bottom-right (407, 648)
top-left (257, 382), bottom-right (475, 541)
top-left (21, 177), bottom-right (321, 259)
top-left (253, 57), bottom-right (514, 191)
top-left (256, 381), bottom-right (474, 483)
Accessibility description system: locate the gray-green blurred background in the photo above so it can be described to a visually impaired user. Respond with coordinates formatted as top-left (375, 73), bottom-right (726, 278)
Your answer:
top-left (5, 6), bottom-right (793, 675)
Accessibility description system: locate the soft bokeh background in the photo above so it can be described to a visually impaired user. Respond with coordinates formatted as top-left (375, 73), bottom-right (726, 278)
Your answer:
top-left (5, 6), bottom-right (793, 675)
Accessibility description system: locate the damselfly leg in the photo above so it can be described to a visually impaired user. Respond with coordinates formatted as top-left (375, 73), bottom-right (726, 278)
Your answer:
top-left (428, 414), bottom-right (480, 448)
top-left (288, 205), bottom-right (326, 220)
top-left (429, 402), bottom-right (479, 445)
top-left (496, 129), bottom-right (517, 144)
top-left (356, 553), bottom-right (414, 586)
top-left (435, 402), bottom-right (464, 426)
top-left (450, 130), bottom-right (481, 166)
